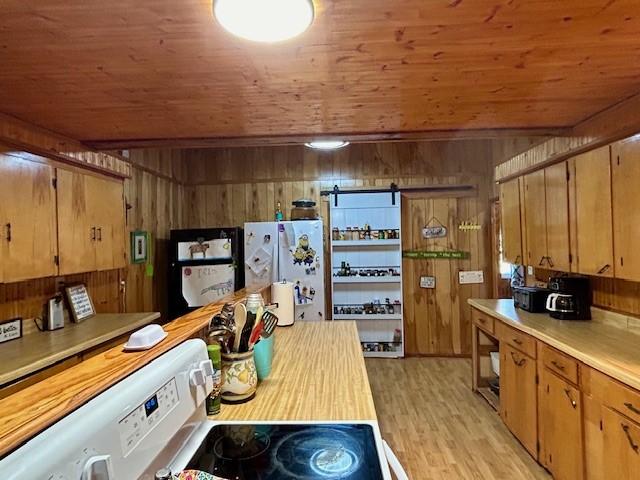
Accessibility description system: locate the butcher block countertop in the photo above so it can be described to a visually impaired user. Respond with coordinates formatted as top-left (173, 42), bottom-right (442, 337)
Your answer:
top-left (0, 312), bottom-right (160, 386)
top-left (218, 321), bottom-right (377, 422)
top-left (0, 285), bottom-right (269, 458)
top-left (469, 298), bottom-right (640, 391)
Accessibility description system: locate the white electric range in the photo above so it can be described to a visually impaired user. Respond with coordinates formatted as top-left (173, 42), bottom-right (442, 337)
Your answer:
top-left (0, 339), bottom-right (407, 480)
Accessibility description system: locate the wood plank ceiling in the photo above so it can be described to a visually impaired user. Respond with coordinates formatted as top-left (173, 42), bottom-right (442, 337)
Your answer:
top-left (1, 0), bottom-right (640, 145)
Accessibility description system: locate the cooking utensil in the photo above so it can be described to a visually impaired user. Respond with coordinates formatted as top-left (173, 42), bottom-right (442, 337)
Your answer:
top-left (233, 303), bottom-right (247, 353)
top-left (248, 322), bottom-right (264, 349)
top-left (261, 310), bottom-right (279, 339)
top-left (239, 311), bottom-right (256, 352)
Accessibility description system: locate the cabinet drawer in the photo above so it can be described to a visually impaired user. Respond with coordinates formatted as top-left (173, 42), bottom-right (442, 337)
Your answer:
top-left (583, 366), bottom-right (640, 425)
top-left (496, 322), bottom-right (536, 358)
top-left (472, 310), bottom-right (494, 334)
top-left (540, 344), bottom-right (579, 385)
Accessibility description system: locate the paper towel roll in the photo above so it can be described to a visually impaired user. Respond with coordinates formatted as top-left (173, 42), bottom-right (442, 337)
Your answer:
top-left (271, 281), bottom-right (295, 327)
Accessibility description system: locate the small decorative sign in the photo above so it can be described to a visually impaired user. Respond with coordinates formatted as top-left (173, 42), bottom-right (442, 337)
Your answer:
top-left (458, 221), bottom-right (482, 232)
top-left (420, 276), bottom-right (436, 289)
top-left (459, 270), bottom-right (485, 284)
top-left (0, 318), bottom-right (22, 344)
top-left (422, 216), bottom-right (448, 239)
top-left (65, 284), bottom-right (96, 323)
top-left (403, 250), bottom-right (470, 259)
top-left (130, 230), bottom-right (149, 264)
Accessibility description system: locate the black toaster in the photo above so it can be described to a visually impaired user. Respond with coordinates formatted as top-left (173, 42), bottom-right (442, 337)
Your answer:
top-left (513, 286), bottom-right (551, 313)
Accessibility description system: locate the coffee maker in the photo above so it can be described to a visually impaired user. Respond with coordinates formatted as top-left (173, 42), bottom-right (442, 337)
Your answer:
top-left (546, 276), bottom-right (591, 320)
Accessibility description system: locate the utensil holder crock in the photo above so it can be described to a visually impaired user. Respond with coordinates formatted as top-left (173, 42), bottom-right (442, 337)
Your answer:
top-left (221, 351), bottom-right (257, 404)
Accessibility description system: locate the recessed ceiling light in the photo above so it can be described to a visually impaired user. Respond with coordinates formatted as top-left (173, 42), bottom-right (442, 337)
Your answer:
top-left (213, 0), bottom-right (315, 43)
top-left (305, 140), bottom-right (350, 150)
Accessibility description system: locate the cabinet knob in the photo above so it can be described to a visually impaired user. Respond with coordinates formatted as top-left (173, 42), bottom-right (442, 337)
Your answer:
top-left (597, 264), bottom-right (611, 275)
top-left (5, 223), bottom-right (11, 242)
top-left (97, 227), bottom-right (102, 241)
top-left (91, 226), bottom-right (96, 241)
top-left (563, 388), bottom-right (577, 409)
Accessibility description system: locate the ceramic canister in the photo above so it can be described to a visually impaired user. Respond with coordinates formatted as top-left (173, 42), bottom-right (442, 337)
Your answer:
top-left (221, 350), bottom-right (258, 404)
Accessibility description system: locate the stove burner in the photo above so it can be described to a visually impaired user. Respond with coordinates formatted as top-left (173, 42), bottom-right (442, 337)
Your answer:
top-left (273, 428), bottom-right (364, 478)
top-left (212, 429), bottom-right (270, 461)
top-left (310, 447), bottom-right (359, 477)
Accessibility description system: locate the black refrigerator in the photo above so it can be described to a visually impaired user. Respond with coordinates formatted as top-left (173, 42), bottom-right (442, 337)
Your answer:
top-left (168, 227), bottom-right (244, 320)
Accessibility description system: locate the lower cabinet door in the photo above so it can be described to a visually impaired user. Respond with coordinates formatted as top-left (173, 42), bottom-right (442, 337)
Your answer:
top-left (539, 368), bottom-right (584, 480)
top-left (500, 344), bottom-right (538, 458)
top-left (602, 407), bottom-right (640, 479)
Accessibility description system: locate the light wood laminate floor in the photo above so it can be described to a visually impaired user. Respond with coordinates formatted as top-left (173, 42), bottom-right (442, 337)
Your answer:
top-left (366, 358), bottom-right (550, 480)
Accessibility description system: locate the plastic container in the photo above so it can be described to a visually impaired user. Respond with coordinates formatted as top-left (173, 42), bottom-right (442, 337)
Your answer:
top-left (123, 324), bottom-right (167, 351)
top-left (490, 351), bottom-right (500, 377)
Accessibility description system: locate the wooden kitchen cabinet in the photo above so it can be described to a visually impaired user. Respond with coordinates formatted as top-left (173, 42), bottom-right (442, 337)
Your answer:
top-left (611, 139), bottom-right (640, 282)
top-left (500, 343), bottom-right (538, 458)
top-left (500, 178), bottom-right (523, 264)
top-left (544, 162), bottom-right (571, 272)
top-left (523, 169), bottom-right (547, 268)
top-left (538, 368), bottom-right (584, 480)
top-left (57, 169), bottom-right (126, 274)
top-left (0, 155), bottom-right (57, 282)
top-left (88, 175), bottom-right (126, 271)
top-left (574, 146), bottom-right (614, 277)
top-left (601, 407), bottom-right (640, 479)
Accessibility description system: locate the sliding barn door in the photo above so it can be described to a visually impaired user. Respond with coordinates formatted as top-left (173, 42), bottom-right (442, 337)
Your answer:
top-left (402, 194), bottom-right (490, 356)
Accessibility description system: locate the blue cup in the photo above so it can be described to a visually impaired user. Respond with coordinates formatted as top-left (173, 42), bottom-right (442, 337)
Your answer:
top-left (253, 333), bottom-right (275, 381)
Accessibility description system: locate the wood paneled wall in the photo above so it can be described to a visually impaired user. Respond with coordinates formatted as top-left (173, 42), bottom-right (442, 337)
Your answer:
top-left (123, 149), bottom-right (186, 318)
top-left (180, 139), bottom-right (510, 355)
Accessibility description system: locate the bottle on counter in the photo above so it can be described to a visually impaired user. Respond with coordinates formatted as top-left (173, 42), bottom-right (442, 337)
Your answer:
top-left (275, 201), bottom-right (284, 221)
top-left (155, 468), bottom-right (175, 480)
top-left (207, 344), bottom-right (222, 416)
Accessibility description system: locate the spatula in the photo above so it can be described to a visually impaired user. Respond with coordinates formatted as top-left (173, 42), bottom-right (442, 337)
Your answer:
top-left (261, 310), bottom-right (279, 339)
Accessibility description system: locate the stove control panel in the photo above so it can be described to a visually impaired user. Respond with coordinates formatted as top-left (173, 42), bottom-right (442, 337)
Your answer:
top-left (118, 378), bottom-right (179, 457)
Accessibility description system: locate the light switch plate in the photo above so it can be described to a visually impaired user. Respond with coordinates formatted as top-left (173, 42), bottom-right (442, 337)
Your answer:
top-left (459, 270), bottom-right (484, 285)
top-left (527, 265), bottom-right (534, 275)
top-left (420, 276), bottom-right (436, 289)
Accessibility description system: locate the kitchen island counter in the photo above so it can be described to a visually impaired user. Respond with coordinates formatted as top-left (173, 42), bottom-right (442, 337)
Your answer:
top-left (218, 321), bottom-right (377, 422)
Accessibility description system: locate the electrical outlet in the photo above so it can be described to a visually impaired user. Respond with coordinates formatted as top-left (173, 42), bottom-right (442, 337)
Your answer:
top-left (527, 265), bottom-right (534, 275)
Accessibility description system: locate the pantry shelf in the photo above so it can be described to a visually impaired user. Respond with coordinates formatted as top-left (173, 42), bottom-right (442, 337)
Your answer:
top-left (333, 314), bottom-right (402, 320)
top-left (332, 239), bottom-right (401, 247)
top-left (332, 276), bottom-right (401, 284)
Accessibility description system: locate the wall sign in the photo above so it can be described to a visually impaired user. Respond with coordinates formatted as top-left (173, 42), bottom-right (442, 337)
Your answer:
top-left (403, 250), bottom-right (470, 259)
top-left (0, 318), bottom-right (22, 344)
top-left (459, 270), bottom-right (485, 284)
top-left (422, 216), bottom-right (448, 239)
top-left (65, 284), bottom-right (96, 323)
top-left (420, 276), bottom-right (436, 289)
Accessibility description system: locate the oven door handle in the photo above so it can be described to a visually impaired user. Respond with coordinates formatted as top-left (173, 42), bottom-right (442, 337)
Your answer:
top-left (383, 439), bottom-right (409, 480)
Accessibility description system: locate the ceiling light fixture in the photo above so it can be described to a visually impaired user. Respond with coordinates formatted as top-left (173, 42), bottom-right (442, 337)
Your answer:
top-left (213, 0), bottom-right (315, 43)
top-left (304, 140), bottom-right (350, 150)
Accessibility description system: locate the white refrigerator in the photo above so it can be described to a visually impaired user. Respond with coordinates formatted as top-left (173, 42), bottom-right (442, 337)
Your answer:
top-left (244, 220), bottom-right (325, 321)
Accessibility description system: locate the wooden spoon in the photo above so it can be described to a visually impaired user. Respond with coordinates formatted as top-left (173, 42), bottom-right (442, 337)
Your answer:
top-left (233, 303), bottom-right (247, 353)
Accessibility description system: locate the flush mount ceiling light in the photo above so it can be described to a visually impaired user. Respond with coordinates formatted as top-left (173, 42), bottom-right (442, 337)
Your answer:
top-left (214, 0), bottom-right (314, 43)
top-left (304, 140), bottom-right (350, 150)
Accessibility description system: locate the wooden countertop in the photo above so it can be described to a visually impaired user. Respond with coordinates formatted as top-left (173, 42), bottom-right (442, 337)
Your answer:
top-left (218, 321), bottom-right (377, 422)
top-left (0, 312), bottom-right (160, 386)
top-left (469, 298), bottom-right (640, 391)
top-left (0, 285), bottom-right (269, 458)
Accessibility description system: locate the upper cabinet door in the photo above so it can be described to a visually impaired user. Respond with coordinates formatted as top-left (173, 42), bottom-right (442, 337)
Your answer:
top-left (612, 140), bottom-right (640, 281)
top-left (500, 179), bottom-right (523, 264)
top-left (524, 169), bottom-right (547, 267)
top-left (0, 156), bottom-right (57, 282)
top-left (544, 162), bottom-right (571, 272)
top-left (574, 146), bottom-right (614, 277)
top-left (57, 169), bottom-right (96, 275)
top-left (89, 175), bottom-right (126, 271)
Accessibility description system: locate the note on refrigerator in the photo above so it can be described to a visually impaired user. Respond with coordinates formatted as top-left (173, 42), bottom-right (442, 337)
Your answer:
top-left (177, 238), bottom-right (232, 261)
top-left (182, 265), bottom-right (235, 307)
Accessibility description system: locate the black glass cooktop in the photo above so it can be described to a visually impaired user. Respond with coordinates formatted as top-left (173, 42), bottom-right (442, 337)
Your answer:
top-left (185, 423), bottom-right (385, 479)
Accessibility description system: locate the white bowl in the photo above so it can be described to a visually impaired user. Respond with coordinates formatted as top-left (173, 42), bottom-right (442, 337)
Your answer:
top-left (123, 324), bottom-right (168, 351)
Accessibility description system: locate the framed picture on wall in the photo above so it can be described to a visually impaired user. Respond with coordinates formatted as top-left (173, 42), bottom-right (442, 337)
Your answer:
top-left (131, 230), bottom-right (148, 264)
top-left (65, 284), bottom-right (96, 323)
